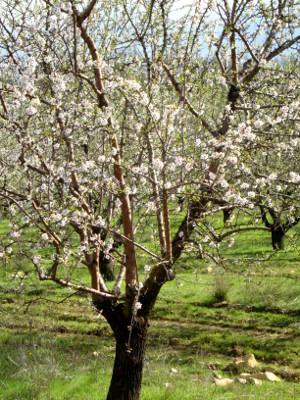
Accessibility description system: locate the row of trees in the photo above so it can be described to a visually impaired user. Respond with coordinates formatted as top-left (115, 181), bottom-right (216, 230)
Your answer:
top-left (0, 1), bottom-right (299, 399)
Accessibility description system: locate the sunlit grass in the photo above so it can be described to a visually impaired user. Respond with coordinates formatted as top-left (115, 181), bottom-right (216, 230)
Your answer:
top-left (0, 213), bottom-right (300, 399)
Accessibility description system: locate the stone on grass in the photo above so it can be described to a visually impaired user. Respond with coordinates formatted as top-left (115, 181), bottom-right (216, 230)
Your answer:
top-left (225, 353), bottom-right (259, 373)
top-left (245, 354), bottom-right (259, 368)
top-left (236, 377), bottom-right (247, 384)
top-left (240, 373), bottom-right (251, 378)
top-left (214, 378), bottom-right (234, 387)
top-left (249, 377), bottom-right (262, 385)
top-left (252, 371), bottom-right (281, 382)
top-left (238, 373), bottom-right (262, 385)
top-left (264, 371), bottom-right (281, 382)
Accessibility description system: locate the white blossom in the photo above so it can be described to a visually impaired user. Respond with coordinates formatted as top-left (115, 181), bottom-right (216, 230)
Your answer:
top-left (153, 159), bottom-right (164, 171)
top-left (11, 231), bottom-right (20, 238)
top-left (27, 105), bottom-right (37, 115)
top-left (247, 191), bottom-right (256, 198)
top-left (52, 213), bottom-right (62, 223)
top-left (33, 255), bottom-right (41, 264)
top-left (228, 237), bottom-right (235, 248)
top-left (185, 162), bottom-right (193, 172)
top-left (240, 182), bottom-right (250, 189)
top-left (98, 155), bottom-right (106, 163)
top-left (244, 127), bottom-right (256, 141)
top-left (41, 233), bottom-right (48, 241)
top-left (195, 138), bottom-right (201, 147)
top-left (269, 173), bottom-right (277, 181)
top-left (218, 76), bottom-right (227, 87)
top-left (289, 172), bottom-right (300, 183)
top-left (254, 120), bottom-right (264, 129)
top-left (134, 301), bottom-right (142, 312)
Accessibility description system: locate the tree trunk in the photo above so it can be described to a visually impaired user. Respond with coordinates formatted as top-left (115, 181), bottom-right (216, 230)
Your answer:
top-left (99, 252), bottom-right (115, 281)
top-left (172, 199), bottom-right (208, 262)
top-left (223, 208), bottom-right (233, 224)
top-left (271, 225), bottom-right (285, 250)
top-left (106, 317), bottom-right (148, 400)
top-left (98, 301), bottom-right (148, 400)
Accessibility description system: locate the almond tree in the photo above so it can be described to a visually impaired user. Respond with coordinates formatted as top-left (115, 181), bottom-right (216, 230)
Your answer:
top-left (185, 58), bottom-right (300, 254)
top-left (0, 1), bottom-right (299, 399)
top-left (159, 0), bottom-right (300, 256)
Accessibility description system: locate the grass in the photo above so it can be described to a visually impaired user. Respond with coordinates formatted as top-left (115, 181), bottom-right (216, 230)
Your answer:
top-left (1, 212), bottom-right (300, 399)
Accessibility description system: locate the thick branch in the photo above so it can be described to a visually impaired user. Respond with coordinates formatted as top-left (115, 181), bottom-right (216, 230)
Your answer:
top-left (74, 10), bottom-right (138, 291)
top-left (260, 205), bottom-right (272, 228)
top-left (172, 198), bottom-right (208, 262)
top-left (43, 276), bottom-right (119, 300)
top-left (242, 34), bottom-right (300, 84)
top-left (77, 0), bottom-right (97, 24)
top-left (144, 129), bottom-right (166, 257)
top-left (217, 226), bottom-right (270, 242)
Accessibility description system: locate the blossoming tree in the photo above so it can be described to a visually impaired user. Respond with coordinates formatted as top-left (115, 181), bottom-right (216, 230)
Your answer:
top-left (0, 1), bottom-right (299, 399)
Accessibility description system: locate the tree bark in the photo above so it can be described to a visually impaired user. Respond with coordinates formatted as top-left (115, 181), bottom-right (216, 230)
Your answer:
top-left (99, 252), bottom-right (115, 281)
top-left (260, 206), bottom-right (285, 250)
top-left (223, 208), bottom-right (234, 224)
top-left (271, 224), bottom-right (285, 250)
top-left (172, 199), bottom-right (208, 262)
top-left (99, 302), bottom-right (148, 400)
top-left (106, 323), bottom-right (147, 400)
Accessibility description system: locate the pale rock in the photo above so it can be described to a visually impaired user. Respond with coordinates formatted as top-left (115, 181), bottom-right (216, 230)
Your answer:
top-left (252, 372), bottom-right (266, 380)
top-left (252, 371), bottom-right (281, 382)
top-left (214, 378), bottom-right (234, 387)
top-left (233, 354), bottom-right (259, 372)
top-left (249, 377), bottom-right (262, 385)
top-left (244, 354), bottom-right (259, 368)
top-left (264, 371), bottom-right (281, 382)
top-left (240, 373), bottom-right (251, 378)
top-left (224, 354), bottom-right (260, 373)
top-left (236, 377), bottom-right (247, 384)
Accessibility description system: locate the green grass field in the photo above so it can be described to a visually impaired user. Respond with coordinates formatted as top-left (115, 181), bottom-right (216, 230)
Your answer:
top-left (1, 214), bottom-right (300, 399)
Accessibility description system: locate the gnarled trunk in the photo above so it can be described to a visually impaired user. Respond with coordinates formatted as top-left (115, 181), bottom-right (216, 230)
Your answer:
top-left (99, 302), bottom-right (148, 400)
top-left (271, 225), bottom-right (285, 250)
top-left (96, 262), bottom-right (174, 400)
top-left (260, 206), bottom-right (285, 250)
top-left (106, 320), bottom-right (147, 400)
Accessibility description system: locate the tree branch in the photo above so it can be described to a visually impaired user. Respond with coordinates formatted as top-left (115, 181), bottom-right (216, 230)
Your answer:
top-left (77, 0), bottom-right (97, 24)
top-left (42, 276), bottom-right (120, 300)
top-left (162, 62), bottom-right (215, 135)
